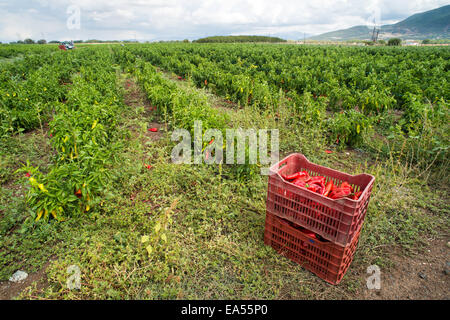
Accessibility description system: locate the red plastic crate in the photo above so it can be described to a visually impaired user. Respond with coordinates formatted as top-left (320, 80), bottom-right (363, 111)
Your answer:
top-left (267, 153), bottom-right (374, 247)
top-left (264, 212), bottom-right (360, 285)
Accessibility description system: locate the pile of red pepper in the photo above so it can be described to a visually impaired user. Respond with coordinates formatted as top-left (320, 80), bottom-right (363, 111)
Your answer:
top-left (281, 171), bottom-right (362, 200)
top-left (282, 218), bottom-right (329, 243)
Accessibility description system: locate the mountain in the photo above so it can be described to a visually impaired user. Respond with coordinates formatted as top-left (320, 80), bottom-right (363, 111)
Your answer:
top-left (310, 5), bottom-right (450, 41)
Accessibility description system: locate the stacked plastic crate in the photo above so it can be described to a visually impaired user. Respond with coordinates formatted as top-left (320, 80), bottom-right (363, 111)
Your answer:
top-left (264, 154), bottom-right (375, 285)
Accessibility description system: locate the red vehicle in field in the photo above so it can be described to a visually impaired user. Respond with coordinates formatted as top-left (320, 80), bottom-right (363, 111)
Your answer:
top-left (58, 40), bottom-right (75, 50)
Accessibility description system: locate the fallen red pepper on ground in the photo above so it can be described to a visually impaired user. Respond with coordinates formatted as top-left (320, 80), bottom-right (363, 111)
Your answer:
top-left (148, 128), bottom-right (158, 132)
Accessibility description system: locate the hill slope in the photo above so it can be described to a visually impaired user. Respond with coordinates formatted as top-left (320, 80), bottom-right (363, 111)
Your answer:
top-left (310, 5), bottom-right (450, 41)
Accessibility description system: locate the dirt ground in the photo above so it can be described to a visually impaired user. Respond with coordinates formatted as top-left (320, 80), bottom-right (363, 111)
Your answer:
top-left (0, 261), bottom-right (51, 300)
top-left (123, 77), bottom-right (165, 142)
top-left (357, 237), bottom-right (449, 300)
top-left (1, 238), bottom-right (448, 300)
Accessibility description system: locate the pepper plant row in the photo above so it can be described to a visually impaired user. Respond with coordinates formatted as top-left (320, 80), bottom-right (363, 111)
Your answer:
top-left (120, 43), bottom-right (448, 161)
top-left (0, 49), bottom-right (83, 136)
top-left (17, 47), bottom-right (126, 221)
top-left (117, 51), bottom-right (260, 177)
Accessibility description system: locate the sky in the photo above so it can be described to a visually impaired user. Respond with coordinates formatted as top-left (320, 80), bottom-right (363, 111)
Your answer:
top-left (0, 0), bottom-right (448, 42)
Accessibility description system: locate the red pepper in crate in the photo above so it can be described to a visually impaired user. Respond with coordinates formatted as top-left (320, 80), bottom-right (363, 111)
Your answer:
top-left (284, 220), bottom-right (318, 247)
top-left (282, 171), bottom-right (309, 181)
top-left (323, 180), bottom-right (334, 197)
top-left (292, 177), bottom-right (308, 187)
top-left (301, 229), bottom-right (317, 239)
top-left (300, 228), bottom-right (317, 247)
top-left (305, 176), bottom-right (325, 195)
top-left (280, 168), bottom-right (359, 202)
top-left (307, 183), bottom-right (324, 194)
top-left (284, 172), bottom-right (327, 196)
top-left (348, 191), bottom-right (362, 200)
top-left (308, 176), bottom-right (325, 185)
top-left (341, 181), bottom-right (353, 191)
top-left (329, 181), bottom-right (354, 199)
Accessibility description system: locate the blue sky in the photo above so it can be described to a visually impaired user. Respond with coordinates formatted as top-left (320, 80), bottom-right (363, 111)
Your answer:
top-left (0, 0), bottom-right (448, 42)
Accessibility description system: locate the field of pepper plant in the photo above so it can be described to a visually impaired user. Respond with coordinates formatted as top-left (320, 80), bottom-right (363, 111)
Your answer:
top-left (0, 43), bottom-right (448, 300)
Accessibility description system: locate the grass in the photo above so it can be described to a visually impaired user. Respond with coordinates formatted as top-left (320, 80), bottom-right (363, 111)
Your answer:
top-left (1, 66), bottom-right (448, 300)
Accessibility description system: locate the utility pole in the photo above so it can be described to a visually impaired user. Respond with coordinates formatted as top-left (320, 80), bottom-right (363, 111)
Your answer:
top-left (371, 26), bottom-right (380, 42)
top-left (370, 17), bottom-right (380, 43)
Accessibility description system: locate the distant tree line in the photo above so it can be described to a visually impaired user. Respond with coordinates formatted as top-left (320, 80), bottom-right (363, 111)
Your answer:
top-left (8, 38), bottom-right (47, 44)
top-left (156, 39), bottom-right (190, 43)
top-left (387, 38), bottom-right (402, 46)
top-left (7, 39), bottom-right (141, 45)
top-left (422, 38), bottom-right (450, 44)
top-left (193, 35), bottom-right (287, 43)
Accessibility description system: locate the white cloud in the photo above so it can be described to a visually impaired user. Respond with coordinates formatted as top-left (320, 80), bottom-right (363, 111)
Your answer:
top-left (0, 0), bottom-right (448, 42)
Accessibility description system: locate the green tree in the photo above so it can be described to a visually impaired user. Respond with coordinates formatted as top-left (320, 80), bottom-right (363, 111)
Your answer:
top-left (24, 38), bottom-right (35, 44)
top-left (422, 39), bottom-right (431, 44)
top-left (388, 38), bottom-right (402, 46)
top-left (37, 39), bottom-right (47, 44)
